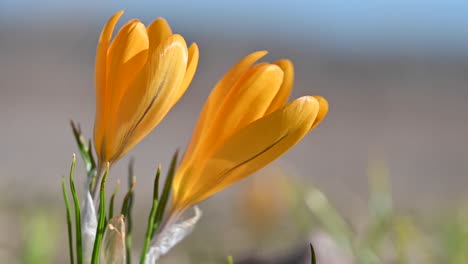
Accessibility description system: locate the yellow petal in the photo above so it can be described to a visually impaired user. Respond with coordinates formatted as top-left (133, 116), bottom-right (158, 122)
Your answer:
top-left (207, 63), bottom-right (284, 147)
top-left (107, 19), bottom-right (149, 109)
top-left (178, 43), bottom-right (199, 100)
top-left (174, 96), bottom-right (319, 208)
top-left (265, 59), bottom-right (294, 114)
top-left (310, 96), bottom-right (328, 130)
top-left (177, 63), bottom-right (284, 189)
top-left (182, 51), bottom-right (268, 162)
top-left (104, 20), bottom-right (149, 160)
top-left (94, 10), bottom-right (124, 161)
top-left (112, 34), bottom-right (188, 160)
top-left (147, 17), bottom-right (173, 54)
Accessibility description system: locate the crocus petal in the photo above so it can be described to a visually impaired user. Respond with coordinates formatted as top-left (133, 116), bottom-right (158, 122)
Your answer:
top-left (100, 215), bottom-right (126, 264)
top-left (145, 207), bottom-right (202, 264)
top-left (104, 20), bottom-right (149, 160)
top-left (310, 96), bottom-right (329, 130)
top-left (178, 43), bottom-right (199, 99)
top-left (93, 13), bottom-right (198, 170)
top-left (147, 17), bottom-right (173, 54)
top-left (113, 34), bottom-right (188, 160)
top-left (94, 10), bottom-right (124, 159)
top-left (107, 20), bottom-right (149, 107)
top-left (206, 63), bottom-right (284, 149)
top-left (81, 192), bottom-right (97, 264)
top-left (175, 63), bottom-right (284, 193)
top-left (265, 59), bottom-right (294, 115)
top-left (175, 96), bottom-right (320, 208)
top-left (182, 51), bottom-right (268, 162)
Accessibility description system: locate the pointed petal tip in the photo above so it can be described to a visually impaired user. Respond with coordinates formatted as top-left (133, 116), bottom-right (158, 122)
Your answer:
top-left (240, 50), bottom-right (269, 64)
top-left (264, 59), bottom-right (295, 114)
top-left (188, 42), bottom-right (199, 52)
top-left (249, 62), bottom-right (283, 76)
top-left (273, 59), bottom-right (294, 77)
top-left (310, 95), bottom-right (328, 130)
top-left (114, 10), bottom-right (124, 16)
top-left (298, 95), bottom-right (319, 105)
top-left (122, 19), bottom-right (145, 29)
top-left (167, 34), bottom-right (188, 48)
top-left (147, 17), bottom-right (172, 34)
top-left (106, 10), bottom-right (125, 29)
top-left (314, 96), bottom-right (328, 107)
top-left (247, 50), bottom-right (269, 62)
top-left (255, 50), bottom-right (268, 56)
top-left (155, 16), bottom-right (169, 24)
top-left (166, 34), bottom-right (189, 61)
top-left (274, 58), bottom-right (293, 67)
top-left (187, 42), bottom-right (199, 63)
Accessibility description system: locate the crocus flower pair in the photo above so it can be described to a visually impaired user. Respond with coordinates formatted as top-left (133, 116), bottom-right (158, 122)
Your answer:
top-left (93, 10), bottom-right (328, 218)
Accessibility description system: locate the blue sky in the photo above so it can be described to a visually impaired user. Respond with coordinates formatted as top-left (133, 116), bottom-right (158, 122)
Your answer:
top-left (2, 0), bottom-right (468, 54)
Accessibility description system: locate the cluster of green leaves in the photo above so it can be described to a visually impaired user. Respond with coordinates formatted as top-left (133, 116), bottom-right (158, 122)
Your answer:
top-left (63, 122), bottom-right (178, 264)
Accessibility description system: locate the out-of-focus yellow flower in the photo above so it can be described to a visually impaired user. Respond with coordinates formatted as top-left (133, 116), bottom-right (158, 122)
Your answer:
top-left (94, 11), bottom-right (199, 166)
top-left (170, 51), bottom-right (328, 213)
top-left (240, 169), bottom-right (293, 235)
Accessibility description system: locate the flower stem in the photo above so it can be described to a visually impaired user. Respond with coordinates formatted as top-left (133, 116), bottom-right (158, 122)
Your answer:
top-left (91, 163), bottom-right (109, 264)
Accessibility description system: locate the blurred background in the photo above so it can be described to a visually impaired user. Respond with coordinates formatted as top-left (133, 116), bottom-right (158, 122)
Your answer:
top-left (1, 0), bottom-right (468, 263)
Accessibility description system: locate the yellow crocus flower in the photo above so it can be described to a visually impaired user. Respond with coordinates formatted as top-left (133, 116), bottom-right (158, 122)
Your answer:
top-left (94, 11), bottom-right (199, 167)
top-left (170, 51), bottom-right (328, 213)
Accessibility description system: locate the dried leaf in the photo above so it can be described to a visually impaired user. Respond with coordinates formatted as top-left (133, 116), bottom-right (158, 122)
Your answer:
top-left (81, 192), bottom-right (97, 263)
top-left (145, 207), bottom-right (202, 263)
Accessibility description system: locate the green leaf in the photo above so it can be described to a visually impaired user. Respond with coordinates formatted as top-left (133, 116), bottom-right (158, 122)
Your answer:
top-left (62, 177), bottom-right (75, 264)
top-left (91, 163), bottom-right (109, 264)
top-left (108, 180), bottom-right (121, 220)
top-left (125, 160), bottom-right (136, 264)
top-left (152, 150), bottom-right (178, 238)
top-left (120, 178), bottom-right (136, 218)
top-left (153, 165), bottom-right (161, 200)
top-left (140, 165), bottom-right (161, 264)
top-left (227, 256), bottom-right (234, 264)
top-left (69, 154), bottom-right (83, 264)
top-left (310, 243), bottom-right (316, 264)
top-left (70, 121), bottom-right (97, 179)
